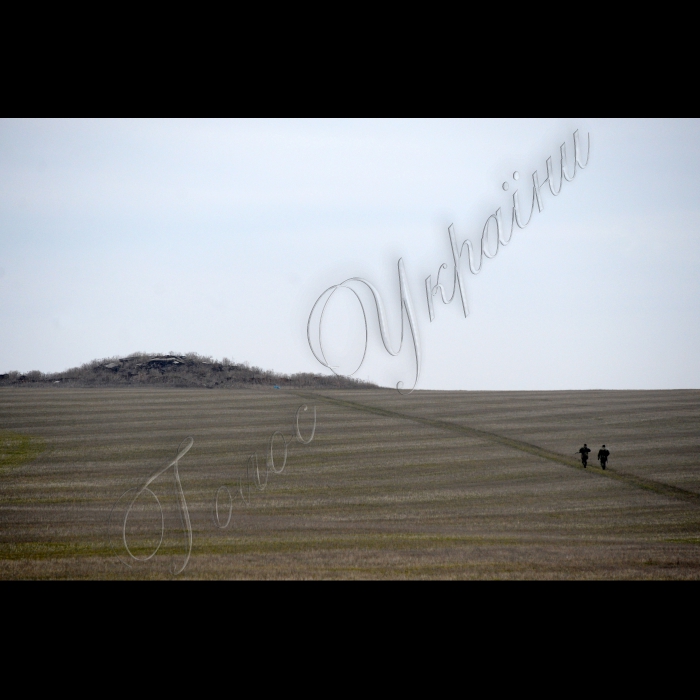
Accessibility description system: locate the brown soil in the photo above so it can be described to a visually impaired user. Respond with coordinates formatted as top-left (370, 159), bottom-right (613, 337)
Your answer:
top-left (1, 387), bottom-right (699, 579)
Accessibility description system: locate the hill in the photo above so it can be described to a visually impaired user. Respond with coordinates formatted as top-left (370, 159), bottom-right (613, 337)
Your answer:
top-left (0, 352), bottom-right (377, 390)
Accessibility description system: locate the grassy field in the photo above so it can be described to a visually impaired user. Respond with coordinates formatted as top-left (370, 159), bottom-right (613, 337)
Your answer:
top-left (1, 387), bottom-right (700, 579)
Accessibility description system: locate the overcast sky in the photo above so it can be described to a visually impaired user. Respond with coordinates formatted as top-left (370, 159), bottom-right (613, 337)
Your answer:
top-left (1, 118), bottom-right (699, 390)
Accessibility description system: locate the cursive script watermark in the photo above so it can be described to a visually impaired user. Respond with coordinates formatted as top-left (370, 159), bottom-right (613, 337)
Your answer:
top-left (213, 404), bottom-right (317, 529)
top-left (307, 129), bottom-right (591, 393)
top-left (108, 404), bottom-right (317, 575)
top-left (108, 436), bottom-right (194, 575)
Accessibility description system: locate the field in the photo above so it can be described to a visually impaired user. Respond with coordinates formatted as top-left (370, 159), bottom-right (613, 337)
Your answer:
top-left (1, 387), bottom-right (700, 579)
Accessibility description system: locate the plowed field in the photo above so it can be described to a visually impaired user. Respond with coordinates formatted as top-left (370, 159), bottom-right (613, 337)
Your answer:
top-left (2, 387), bottom-right (700, 579)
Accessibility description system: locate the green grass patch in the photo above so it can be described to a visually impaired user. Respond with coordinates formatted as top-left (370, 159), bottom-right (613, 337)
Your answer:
top-left (191, 532), bottom-right (526, 557)
top-left (0, 431), bottom-right (46, 471)
top-left (0, 541), bottom-right (111, 561)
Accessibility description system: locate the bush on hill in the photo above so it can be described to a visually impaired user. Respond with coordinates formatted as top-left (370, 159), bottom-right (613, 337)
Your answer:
top-left (0, 353), bottom-right (377, 390)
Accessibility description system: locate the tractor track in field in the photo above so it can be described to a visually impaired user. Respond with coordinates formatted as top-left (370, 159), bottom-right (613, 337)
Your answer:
top-left (294, 391), bottom-right (700, 506)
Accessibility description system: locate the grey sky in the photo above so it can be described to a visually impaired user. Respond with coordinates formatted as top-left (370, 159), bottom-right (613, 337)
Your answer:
top-left (1, 118), bottom-right (699, 390)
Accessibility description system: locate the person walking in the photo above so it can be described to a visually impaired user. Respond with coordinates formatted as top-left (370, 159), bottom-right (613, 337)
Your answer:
top-left (578, 443), bottom-right (591, 468)
top-left (598, 445), bottom-right (610, 470)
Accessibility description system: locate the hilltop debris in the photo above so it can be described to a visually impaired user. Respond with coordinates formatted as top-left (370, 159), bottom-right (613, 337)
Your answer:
top-left (138, 356), bottom-right (184, 368)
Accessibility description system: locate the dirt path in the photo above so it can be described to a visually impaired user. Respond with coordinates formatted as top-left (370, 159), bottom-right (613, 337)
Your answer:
top-left (295, 391), bottom-right (700, 505)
